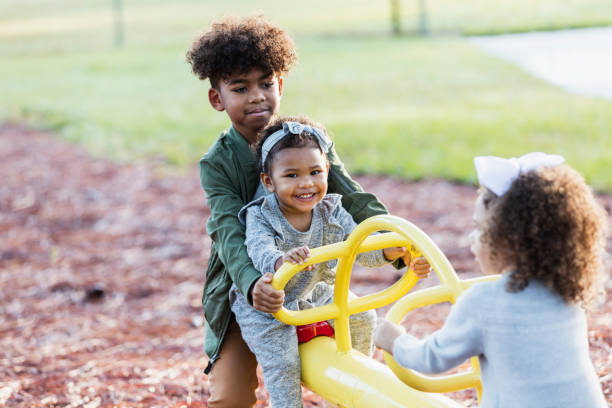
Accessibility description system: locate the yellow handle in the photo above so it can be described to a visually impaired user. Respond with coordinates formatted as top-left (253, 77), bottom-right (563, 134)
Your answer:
top-left (271, 214), bottom-right (499, 401)
top-left (272, 215), bottom-right (424, 352)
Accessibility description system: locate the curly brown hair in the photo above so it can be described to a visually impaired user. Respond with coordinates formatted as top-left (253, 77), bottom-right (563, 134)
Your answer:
top-left (255, 115), bottom-right (328, 174)
top-left (480, 165), bottom-right (607, 307)
top-left (186, 16), bottom-right (296, 88)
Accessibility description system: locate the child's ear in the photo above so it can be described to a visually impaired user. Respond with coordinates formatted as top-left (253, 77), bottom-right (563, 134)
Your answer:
top-left (261, 172), bottom-right (275, 193)
top-left (208, 88), bottom-right (225, 112)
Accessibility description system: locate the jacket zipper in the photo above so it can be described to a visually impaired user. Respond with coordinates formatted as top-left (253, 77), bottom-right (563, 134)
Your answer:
top-left (204, 312), bottom-right (232, 374)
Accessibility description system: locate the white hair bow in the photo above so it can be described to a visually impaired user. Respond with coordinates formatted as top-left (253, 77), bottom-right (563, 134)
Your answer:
top-left (474, 152), bottom-right (565, 196)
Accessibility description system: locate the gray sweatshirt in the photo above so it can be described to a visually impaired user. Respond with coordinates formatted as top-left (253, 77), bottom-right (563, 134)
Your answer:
top-left (239, 193), bottom-right (388, 306)
top-left (392, 273), bottom-right (607, 408)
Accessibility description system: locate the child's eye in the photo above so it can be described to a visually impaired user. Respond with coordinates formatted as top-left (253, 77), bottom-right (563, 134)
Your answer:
top-left (311, 170), bottom-right (321, 176)
top-left (262, 82), bottom-right (274, 89)
top-left (284, 173), bottom-right (297, 178)
top-left (232, 87), bottom-right (247, 93)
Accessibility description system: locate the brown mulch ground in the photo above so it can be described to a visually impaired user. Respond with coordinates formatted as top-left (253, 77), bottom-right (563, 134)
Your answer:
top-left (1, 123), bottom-right (610, 407)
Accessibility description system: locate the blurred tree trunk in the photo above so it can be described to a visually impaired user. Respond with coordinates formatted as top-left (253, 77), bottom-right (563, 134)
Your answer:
top-left (418, 0), bottom-right (429, 36)
top-left (113, 0), bottom-right (124, 47)
top-left (391, 0), bottom-right (401, 35)
top-left (391, 0), bottom-right (428, 36)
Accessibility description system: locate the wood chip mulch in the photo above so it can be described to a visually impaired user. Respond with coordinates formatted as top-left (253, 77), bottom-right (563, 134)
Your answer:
top-left (1, 123), bottom-right (610, 407)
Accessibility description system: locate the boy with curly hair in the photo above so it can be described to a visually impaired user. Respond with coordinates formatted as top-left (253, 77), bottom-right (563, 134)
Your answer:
top-left (187, 16), bottom-right (398, 407)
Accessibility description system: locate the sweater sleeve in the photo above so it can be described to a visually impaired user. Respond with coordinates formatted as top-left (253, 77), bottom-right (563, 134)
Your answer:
top-left (333, 204), bottom-right (388, 268)
top-left (200, 158), bottom-right (261, 302)
top-left (244, 206), bottom-right (285, 275)
top-left (326, 145), bottom-right (388, 223)
top-left (392, 289), bottom-right (484, 374)
top-left (325, 145), bottom-right (408, 269)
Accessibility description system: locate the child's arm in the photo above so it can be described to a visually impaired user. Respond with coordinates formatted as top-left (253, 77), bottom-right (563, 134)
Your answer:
top-left (331, 203), bottom-right (388, 267)
top-left (250, 273), bottom-right (284, 313)
top-left (383, 247), bottom-right (432, 279)
top-left (332, 204), bottom-right (431, 278)
top-left (200, 159), bottom-right (268, 304)
top-left (326, 145), bottom-right (410, 270)
top-left (244, 205), bottom-right (290, 312)
top-left (374, 318), bottom-right (406, 354)
top-left (374, 290), bottom-right (483, 374)
top-left (279, 246), bottom-right (314, 271)
top-left (250, 246), bottom-right (314, 313)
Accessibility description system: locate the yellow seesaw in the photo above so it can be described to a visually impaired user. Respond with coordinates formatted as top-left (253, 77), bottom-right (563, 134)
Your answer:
top-left (272, 215), bottom-right (499, 408)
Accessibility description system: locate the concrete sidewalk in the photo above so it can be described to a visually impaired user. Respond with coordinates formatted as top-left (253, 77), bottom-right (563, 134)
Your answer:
top-left (470, 26), bottom-right (612, 101)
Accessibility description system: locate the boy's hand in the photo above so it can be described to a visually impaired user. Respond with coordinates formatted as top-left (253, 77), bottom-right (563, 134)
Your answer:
top-left (374, 318), bottom-right (406, 354)
top-left (250, 273), bottom-right (285, 313)
top-left (383, 246), bottom-right (407, 262)
top-left (410, 256), bottom-right (432, 279)
top-left (281, 246), bottom-right (314, 271)
top-left (383, 247), bottom-right (432, 279)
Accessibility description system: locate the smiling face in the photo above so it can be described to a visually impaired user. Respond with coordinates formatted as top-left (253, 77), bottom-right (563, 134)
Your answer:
top-left (261, 146), bottom-right (329, 221)
top-left (208, 68), bottom-right (283, 144)
top-left (469, 193), bottom-right (498, 275)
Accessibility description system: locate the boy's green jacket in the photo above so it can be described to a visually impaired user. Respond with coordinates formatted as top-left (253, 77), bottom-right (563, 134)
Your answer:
top-left (200, 126), bottom-right (389, 372)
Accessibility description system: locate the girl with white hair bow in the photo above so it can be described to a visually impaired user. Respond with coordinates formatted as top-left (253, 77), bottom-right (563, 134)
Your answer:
top-left (375, 152), bottom-right (608, 408)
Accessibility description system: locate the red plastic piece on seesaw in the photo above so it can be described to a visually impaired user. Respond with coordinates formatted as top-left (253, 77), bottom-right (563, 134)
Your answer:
top-left (297, 321), bottom-right (335, 343)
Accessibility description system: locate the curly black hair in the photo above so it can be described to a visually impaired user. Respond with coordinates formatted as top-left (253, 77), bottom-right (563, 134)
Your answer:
top-left (480, 165), bottom-right (608, 308)
top-left (186, 16), bottom-right (296, 88)
top-left (255, 115), bottom-right (328, 174)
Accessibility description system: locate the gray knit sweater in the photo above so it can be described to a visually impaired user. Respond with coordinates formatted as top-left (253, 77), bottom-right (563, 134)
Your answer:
top-left (239, 193), bottom-right (388, 306)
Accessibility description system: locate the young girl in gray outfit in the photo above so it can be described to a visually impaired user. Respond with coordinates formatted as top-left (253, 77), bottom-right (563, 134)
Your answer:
top-left (230, 115), bottom-right (430, 408)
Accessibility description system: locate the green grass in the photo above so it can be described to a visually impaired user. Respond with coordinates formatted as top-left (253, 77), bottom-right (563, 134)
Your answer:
top-left (409, 0), bottom-right (612, 35)
top-left (2, 0), bottom-right (611, 38)
top-left (291, 37), bottom-right (612, 188)
top-left (1, 1), bottom-right (612, 189)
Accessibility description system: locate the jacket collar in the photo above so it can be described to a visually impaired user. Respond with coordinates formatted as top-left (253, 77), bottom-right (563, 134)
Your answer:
top-left (226, 125), bottom-right (257, 165)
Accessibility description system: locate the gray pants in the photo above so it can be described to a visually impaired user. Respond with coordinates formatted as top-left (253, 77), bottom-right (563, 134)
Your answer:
top-left (230, 282), bottom-right (377, 408)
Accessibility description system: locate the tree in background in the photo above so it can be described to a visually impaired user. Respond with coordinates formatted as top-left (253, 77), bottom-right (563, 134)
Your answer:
top-left (390, 0), bottom-right (428, 36)
top-left (391, 0), bottom-right (401, 34)
top-left (113, 0), bottom-right (124, 47)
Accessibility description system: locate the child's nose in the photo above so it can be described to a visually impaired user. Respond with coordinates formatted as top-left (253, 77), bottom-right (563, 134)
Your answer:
top-left (298, 177), bottom-right (313, 187)
top-left (468, 230), bottom-right (476, 245)
top-left (249, 89), bottom-right (265, 103)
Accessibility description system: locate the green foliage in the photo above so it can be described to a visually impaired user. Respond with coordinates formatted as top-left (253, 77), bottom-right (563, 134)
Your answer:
top-left (1, 1), bottom-right (612, 189)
